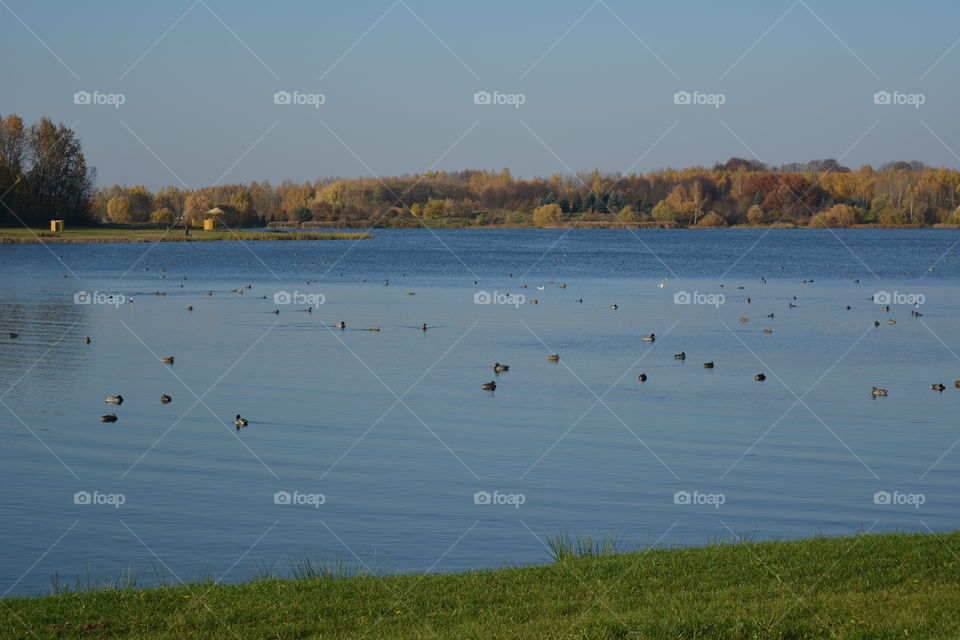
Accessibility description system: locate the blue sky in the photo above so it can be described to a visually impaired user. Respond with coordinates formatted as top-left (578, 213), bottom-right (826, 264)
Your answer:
top-left (2, 0), bottom-right (958, 188)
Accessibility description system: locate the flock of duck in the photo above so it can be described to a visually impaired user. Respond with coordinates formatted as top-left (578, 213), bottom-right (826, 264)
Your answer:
top-left (3, 269), bottom-right (949, 425)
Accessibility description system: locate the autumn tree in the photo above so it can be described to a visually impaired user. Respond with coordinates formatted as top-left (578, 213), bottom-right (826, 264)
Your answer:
top-left (533, 203), bottom-right (563, 227)
top-left (106, 196), bottom-right (133, 223)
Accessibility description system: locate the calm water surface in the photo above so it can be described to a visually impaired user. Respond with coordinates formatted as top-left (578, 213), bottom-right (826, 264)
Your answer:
top-left (1, 229), bottom-right (958, 595)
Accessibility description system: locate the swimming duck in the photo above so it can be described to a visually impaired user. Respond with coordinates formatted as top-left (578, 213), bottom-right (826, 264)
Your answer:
top-left (767, 313), bottom-right (775, 318)
top-left (421, 323), bottom-right (429, 331)
top-left (235, 414), bottom-right (248, 428)
top-left (82, 337), bottom-right (91, 344)
top-left (739, 317), bottom-right (750, 322)
top-left (271, 309), bottom-right (280, 315)
top-left (530, 299), bottom-right (538, 304)
top-left (547, 354), bottom-right (560, 361)
top-left (160, 394), bottom-right (172, 404)
top-left (161, 356), bottom-right (174, 364)
top-left (104, 395), bottom-right (123, 405)
top-left (755, 373), bottom-right (766, 381)
top-left (932, 383), bottom-right (946, 391)
top-left (8, 333), bottom-right (17, 339)
top-left (873, 321), bottom-right (880, 327)
top-left (638, 373), bottom-right (647, 382)
top-left (482, 381), bottom-right (496, 390)
top-left (871, 386), bottom-right (888, 397)
top-left (101, 413), bottom-right (118, 423)
top-left (642, 334), bottom-right (655, 342)
top-left (703, 361), bottom-right (715, 369)
top-left (493, 362), bottom-right (509, 372)
top-left (888, 319), bottom-right (896, 325)
top-left (368, 327), bottom-right (381, 332)
top-left (674, 352), bottom-right (686, 360)
top-left (334, 321), bottom-right (346, 329)
top-left (609, 304), bottom-right (618, 310)
top-left (879, 305), bottom-right (890, 312)
top-left (187, 306), bottom-right (193, 311)
top-left (763, 328), bottom-right (773, 333)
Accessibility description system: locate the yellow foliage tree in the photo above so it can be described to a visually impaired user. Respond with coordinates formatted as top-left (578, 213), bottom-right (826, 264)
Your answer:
top-left (533, 203), bottom-right (563, 227)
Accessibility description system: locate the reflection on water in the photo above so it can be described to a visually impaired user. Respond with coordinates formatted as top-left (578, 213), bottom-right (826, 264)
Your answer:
top-left (0, 229), bottom-right (958, 596)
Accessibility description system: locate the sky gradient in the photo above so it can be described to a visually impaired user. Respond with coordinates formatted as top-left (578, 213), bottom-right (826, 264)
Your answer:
top-left (3, 0), bottom-right (959, 189)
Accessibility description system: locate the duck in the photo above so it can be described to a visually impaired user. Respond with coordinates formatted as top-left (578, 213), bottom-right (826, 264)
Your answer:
top-left (493, 362), bottom-right (509, 372)
top-left (547, 354), bottom-right (560, 361)
top-left (559, 284), bottom-right (566, 289)
top-left (271, 309), bottom-right (280, 315)
top-left (879, 305), bottom-right (890, 312)
top-left (421, 323), bottom-right (429, 331)
top-left (739, 317), bottom-right (750, 322)
top-left (888, 319), bottom-right (896, 325)
top-left (767, 313), bottom-right (775, 318)
top-left (334, 321), bottom-right (346, 329)
top-left (160, 394), bottom-right (172, 404)
top-left (101, 413), bottom-right (118, 423)
top-left (955, 380), bottom-right (960, 388)
top-left (235, 414), bottom-right (248, 428)
top-left (537, 286), bottom-right (545, 291)
top-left (932, 383), bottom-right (946, 391)
top-left (187, 306), bottom-right (193, 311)
top-left (609, 304), bottom-right (618, 310)
top-left (161, 356), bottom-right (174, 364)
top-left (530, 299), bottom-right (538, 304)
top-left (642, 334), bottom-right (655, 342)
top-left (871, 386), bottom-right (888, 397)
top-left (873, 321), bottom-right (880, 327)
top-left (8, 333), bottom-right (18, 339)
top-left (788, 303), bottom-right (797, 308)
top-left (703, 361), bottom-right (715, 369)
top-left (763, 328), bottom-right (773, 333)
top-left (104, 395), bottom-right (123, 405)
top-left (755, 373), bottom-right (766, 381)
top-left (82, 337), bottom-right (91, 344)
top-left (368, 327), bottom-right (381, 332)
top-left (482, 381), bottom-right (496, 390)
top-left (638, 373), bottom-right (647, 382)
top-left (674, 352), bottom-right (686, 360)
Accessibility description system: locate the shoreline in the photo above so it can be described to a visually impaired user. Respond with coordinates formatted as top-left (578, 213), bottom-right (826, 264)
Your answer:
top-left (4, 530), bottom-right (959, 638)
top-left (0, 228), bottom-right (373, 244)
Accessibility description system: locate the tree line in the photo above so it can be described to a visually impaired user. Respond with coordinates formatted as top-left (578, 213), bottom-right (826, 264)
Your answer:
top-left (93, 158), bottom-right (960, 229)
top-left (4, 113), bottom-right (960, 229)
top-left (0, 114), bottom-right (95, 225)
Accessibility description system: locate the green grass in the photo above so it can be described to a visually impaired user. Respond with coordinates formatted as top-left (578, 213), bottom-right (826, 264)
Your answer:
top-left (0, 226), bottom-right (372, 243)
top-left (4, 531), bottom-right (960, 639)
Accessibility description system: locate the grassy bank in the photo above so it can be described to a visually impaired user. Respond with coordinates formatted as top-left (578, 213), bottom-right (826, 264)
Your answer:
top-left (0, 227), bottom-right (372, 243)
top-left (4, 531), bottom-right (960, 639)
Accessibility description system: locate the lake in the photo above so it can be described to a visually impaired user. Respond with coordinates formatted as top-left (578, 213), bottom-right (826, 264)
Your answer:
top-left (1, 228), bottom-right (958, 596)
